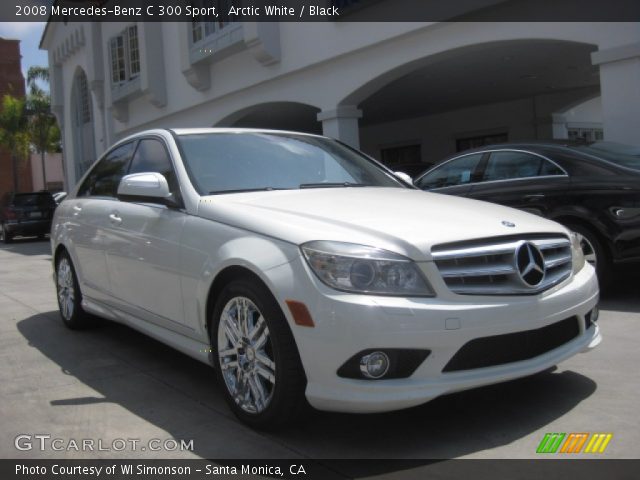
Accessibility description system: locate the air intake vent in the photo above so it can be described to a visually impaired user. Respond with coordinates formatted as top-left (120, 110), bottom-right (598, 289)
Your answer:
top-left (443, 316), bottom-right (580, 372)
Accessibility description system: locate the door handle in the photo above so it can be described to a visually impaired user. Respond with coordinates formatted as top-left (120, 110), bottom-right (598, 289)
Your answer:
top-left (524, 194), bottom-right (545, 200)
top-left (108, 213), bottom-right (122, 225)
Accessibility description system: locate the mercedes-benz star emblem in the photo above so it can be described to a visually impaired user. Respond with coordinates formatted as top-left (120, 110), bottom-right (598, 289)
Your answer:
top-left (515, 242), bottom-right (545, 287)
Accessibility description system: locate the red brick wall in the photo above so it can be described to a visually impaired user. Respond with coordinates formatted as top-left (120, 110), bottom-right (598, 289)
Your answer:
top-left (0, 38), bottom-right (32, 197)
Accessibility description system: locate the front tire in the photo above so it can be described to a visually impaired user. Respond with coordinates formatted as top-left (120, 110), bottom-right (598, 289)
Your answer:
top-left (55, 251), bottom-right (93, 329)
top-left (211, 278), bottom-right (306, 429)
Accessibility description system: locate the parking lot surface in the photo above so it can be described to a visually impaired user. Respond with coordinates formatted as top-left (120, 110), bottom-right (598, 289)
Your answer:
top-left (1, 239), bottom-right (639, 463)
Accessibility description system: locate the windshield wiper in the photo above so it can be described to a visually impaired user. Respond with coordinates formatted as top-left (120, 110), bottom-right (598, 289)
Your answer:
top-left (208, 187), bottom-right (291, 195)
top-left (299, 182), bottom-right (370, 189)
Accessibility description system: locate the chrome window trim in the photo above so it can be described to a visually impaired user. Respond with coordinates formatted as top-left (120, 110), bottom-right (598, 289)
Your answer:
top-left (415, 149), bottom-right (569, 190)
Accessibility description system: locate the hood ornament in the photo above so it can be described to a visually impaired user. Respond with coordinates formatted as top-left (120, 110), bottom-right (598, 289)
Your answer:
top-left (502, 221), bottom-right (516, 228)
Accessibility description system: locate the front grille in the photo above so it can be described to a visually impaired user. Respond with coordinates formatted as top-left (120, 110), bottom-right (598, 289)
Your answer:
top-left (443, 316), bottom-right (580, 372)
top-left (432, 235), bottom-right (572, 295)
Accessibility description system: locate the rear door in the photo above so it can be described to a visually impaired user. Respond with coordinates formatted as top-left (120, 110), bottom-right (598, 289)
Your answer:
top-left (68, 142), bottom-right (135, 300)
top-left (468, 150), bottom-right (570, 217)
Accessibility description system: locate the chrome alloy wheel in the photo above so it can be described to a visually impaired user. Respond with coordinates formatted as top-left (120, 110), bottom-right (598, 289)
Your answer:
top-left (57, 257), bottom-right (75, 321)
top-left (217, 296), bottom-right (276, 414)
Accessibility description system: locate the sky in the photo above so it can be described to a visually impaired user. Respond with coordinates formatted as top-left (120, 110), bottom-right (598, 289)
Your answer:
top-left (0, 22), bottom-right (49, 89)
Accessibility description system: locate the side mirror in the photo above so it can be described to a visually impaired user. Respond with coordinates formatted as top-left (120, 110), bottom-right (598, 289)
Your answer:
top-left (394, 171), bottom-right (413, 185)
top-left (117, 172), bottom-right (180, 208)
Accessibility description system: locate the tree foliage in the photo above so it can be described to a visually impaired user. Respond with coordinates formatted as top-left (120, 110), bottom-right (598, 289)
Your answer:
top-left (26, 66), bottom-right (60, 154)
top-left (0, 66), bottom-right (61, 192)
top-left (0, 95), bottom-right (30, 192)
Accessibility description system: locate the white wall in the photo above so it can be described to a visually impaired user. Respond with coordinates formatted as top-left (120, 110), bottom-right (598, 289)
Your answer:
top-left (41, 19), bottom-right (640, 188)
top-left (562, 96), bottom-right (602, 124)
top-left (30, 152), bottom-right (64, 191)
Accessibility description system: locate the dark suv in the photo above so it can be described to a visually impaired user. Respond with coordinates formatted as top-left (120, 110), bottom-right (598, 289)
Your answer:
top-left (1, 191), bottom-right (57, 243)
top-left (414, 141), bottom-right (640, 285)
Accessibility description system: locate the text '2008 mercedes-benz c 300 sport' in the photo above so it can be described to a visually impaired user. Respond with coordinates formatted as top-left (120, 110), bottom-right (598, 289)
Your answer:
top-left (51, 129), bottom-right (600, 428)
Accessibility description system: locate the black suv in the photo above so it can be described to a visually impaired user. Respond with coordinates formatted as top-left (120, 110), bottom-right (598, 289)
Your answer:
top-left (1, 191), bottom-right (57, 243)
top-left (414, 142), bottom-right (640, 285)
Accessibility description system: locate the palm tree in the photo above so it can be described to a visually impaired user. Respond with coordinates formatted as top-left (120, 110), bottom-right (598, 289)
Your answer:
top-left (26, 66), bottom-right (57, 190)
top-left (0, 94), bottom-right (29, 193)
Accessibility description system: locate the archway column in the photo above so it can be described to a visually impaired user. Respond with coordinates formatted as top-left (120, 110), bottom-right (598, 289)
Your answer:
top-left (592, 43), bottom-right (640, 146)
top-left (317, 106), bottom-right (362, 148)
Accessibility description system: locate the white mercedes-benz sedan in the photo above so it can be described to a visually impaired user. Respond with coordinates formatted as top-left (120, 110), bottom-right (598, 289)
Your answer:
top-left (51, 128), bottom-right (601, 428)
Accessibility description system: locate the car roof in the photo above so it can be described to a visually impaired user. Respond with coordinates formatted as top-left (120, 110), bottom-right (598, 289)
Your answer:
top-left (453, 141), bottom-right (591, 156)
top-left (14, 191), bottom-right (53, 196)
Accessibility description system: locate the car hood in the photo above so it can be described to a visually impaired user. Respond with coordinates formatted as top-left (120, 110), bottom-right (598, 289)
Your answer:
top-left (197, 187), bottom-right (568, 261)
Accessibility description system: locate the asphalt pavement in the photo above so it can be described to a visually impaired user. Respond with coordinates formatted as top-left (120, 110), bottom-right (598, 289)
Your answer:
top-left (1, 237), bottom-right (639, 467)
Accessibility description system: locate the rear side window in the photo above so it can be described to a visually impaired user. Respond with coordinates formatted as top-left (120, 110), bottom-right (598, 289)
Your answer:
top-left (482, 151), bottom-right (564, 182)
top-left (78, 142), bottom-right (135, 197)
top-left (128, 139), bottom-right (178, 193)
top-left (415, 153), bottom-right (484, 189)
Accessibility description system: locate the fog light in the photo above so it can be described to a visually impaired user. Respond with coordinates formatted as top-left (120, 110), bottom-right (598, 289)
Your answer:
top-left (360, 351), bottom-right (390, 379)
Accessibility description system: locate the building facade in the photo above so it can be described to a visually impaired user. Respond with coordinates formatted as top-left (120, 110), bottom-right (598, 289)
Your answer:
top-left (0, 38), bottom-right (31, 198)
top-left (40, 15), bottom-right (640, 190)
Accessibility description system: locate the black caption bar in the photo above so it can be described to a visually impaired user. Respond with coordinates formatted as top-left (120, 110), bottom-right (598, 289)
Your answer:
top-left (2, 459), bottom-right (640, 480)
top-left (1, 0), bottom-right (640, 23)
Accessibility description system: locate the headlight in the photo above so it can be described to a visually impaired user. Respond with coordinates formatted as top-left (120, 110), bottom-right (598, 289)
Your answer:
top-left (301, 240), bottom-right (434, 296)
top-left (570, 232), bottom-right (585, 274)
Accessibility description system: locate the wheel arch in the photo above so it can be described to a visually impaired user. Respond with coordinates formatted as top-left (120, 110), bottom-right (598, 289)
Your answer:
top-left (205, 265), bottom-right (265, 333)
top-left (552, 215), bottom-right (613, 259)
top-left (53, 243), bottom-right (69, 266)
top-left (204, 264), bottom-right (296, 342)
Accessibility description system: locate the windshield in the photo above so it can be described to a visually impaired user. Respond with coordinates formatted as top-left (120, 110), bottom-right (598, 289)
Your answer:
top-left (574, 142), bottom-right (640, 171)
top-left (175, 132), bottom-right (404, 194)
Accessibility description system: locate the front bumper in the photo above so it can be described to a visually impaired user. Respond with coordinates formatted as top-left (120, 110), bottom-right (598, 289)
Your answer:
top-left (268, 256), bottom-right (600, 413)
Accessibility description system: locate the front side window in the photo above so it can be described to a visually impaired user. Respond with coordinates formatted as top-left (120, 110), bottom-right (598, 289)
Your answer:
top-left (128, 139), bottom-right (178, 193)
top-left (109, 25), bottom-right (140, 85)
top-left (415, 153), bottom-right (483, 190)
top-left (175, 132), bottom-right (404, 194)
top-left (482, 151), bottom-right (564, 182)
top-left (77, 142), bottom-right (135, 198)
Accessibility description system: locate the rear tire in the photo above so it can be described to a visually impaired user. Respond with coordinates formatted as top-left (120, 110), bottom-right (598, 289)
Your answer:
top-left (565, 223), bottom-right (611, 289)
top-left (55, 251), bottom-right (94, 329)
top-left (211, 277), bottom-right (307, 429)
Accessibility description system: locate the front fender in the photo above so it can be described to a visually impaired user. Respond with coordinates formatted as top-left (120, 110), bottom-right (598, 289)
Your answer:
top-left (193, 234), bottom-right (300, 335)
